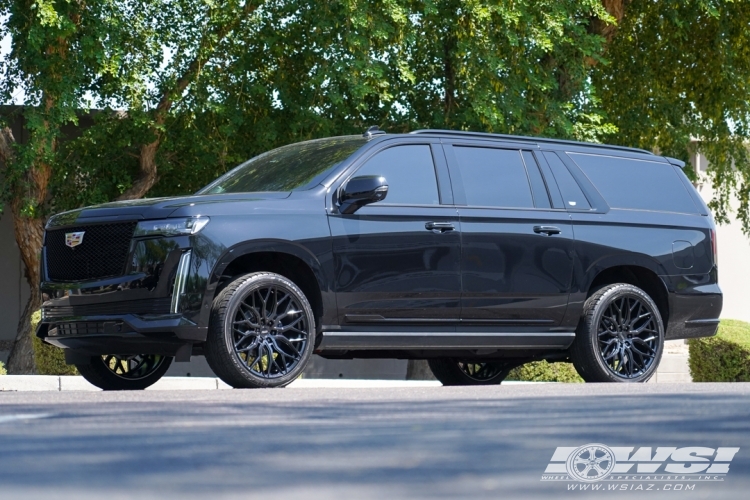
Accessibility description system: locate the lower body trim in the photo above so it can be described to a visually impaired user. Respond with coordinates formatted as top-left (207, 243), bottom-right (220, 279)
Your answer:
top-left (317, 331), bottom-right (575, 350)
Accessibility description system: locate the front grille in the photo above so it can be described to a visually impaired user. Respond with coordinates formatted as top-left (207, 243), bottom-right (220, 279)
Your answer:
top-left (45, 222), bottom-right (137, 282)
top-left (43, 297), bottom-right (172, 319)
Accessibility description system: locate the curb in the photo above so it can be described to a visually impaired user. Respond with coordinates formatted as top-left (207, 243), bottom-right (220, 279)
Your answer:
top-left (0, 375), bottom-right (446, 392)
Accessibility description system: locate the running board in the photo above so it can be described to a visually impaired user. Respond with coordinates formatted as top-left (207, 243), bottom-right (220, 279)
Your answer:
top-left (317, 331), bottom-right (575, 350)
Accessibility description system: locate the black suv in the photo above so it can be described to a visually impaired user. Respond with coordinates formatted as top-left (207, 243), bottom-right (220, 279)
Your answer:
top-left (38, 128), bottom-right (722, 390)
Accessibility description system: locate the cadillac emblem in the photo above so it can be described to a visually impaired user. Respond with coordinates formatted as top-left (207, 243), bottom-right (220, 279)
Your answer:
top-left (65, 231), bottom-right (85, 248)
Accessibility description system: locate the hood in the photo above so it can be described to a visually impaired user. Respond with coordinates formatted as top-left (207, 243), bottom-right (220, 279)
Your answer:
top-left (46, 192), bottom-right (291, 228)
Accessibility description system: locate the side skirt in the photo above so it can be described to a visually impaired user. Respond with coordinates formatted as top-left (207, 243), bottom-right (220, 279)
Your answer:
top-left (317, 331), bottom-right (575, 351)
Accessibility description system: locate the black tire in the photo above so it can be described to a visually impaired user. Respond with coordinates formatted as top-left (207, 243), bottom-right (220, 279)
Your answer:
top-left (570, 283), bottom-right (664, 383)
top-left (204, 272), bottom-right (316, 389)
top-left (428, 358), bottom-right (512, 386)
top-left (76, 354), bottom-right (172, 391)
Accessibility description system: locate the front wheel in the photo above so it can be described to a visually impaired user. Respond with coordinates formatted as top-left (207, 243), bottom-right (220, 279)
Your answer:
top-left (204, 272), bottom-right (316, 388)
top-left (76, 354), bottom-right (172, 390)
top-left (570, 283), bottom-right (664, 383)
top-left (428, 359), bottom-right (512, 386)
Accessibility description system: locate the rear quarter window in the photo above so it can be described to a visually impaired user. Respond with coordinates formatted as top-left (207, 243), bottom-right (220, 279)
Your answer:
top-left (568, 153), bottom-right (698, 214)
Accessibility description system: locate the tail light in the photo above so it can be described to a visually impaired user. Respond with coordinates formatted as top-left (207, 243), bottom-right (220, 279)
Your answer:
top-left (710, 228), bottom-right (717, 266)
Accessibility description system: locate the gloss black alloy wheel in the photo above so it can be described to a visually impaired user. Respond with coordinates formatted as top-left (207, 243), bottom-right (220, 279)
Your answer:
top-left (205, 272), bottom-right (316, 389)
top-left (428, 358), bottom-right (512, 386)
top-left (76, 354), bottom-right (172, 390)
top-left (570, 283), bottom-right (664, 383)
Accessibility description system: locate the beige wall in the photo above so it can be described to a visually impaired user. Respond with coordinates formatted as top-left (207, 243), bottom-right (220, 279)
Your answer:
top-left (692, 153), bottom-right (750, 323)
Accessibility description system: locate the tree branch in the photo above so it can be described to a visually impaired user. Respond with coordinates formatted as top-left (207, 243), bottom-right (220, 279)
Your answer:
top-left (118, 1), bottom-right (261, 201)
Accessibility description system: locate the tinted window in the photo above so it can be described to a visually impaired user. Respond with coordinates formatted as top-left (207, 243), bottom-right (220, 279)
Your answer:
top-left (569, 153), bottom-right (698, 213)
top-left (453, 147), bottom-right (534, 208)
top-left (542, 152), bottom-right (591, 209)
top-left (354, 145), bottom-right (439, 205)
top-left (199, 136), bottom-right (367, 194)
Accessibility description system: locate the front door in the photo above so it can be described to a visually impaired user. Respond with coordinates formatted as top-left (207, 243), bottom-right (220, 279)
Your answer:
top-left (444, 143), bottom-right (575, 326)
top-left (329, 141), bottom-right (461, 326)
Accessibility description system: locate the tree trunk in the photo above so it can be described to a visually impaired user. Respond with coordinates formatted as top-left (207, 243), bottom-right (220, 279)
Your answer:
top-left (6, 214), bottom-right (45, 373)
top-left (1, 127), bottom-right (49, 374)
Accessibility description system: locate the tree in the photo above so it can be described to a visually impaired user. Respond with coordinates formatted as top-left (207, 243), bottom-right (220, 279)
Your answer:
top-left (0, 0), bottom-right (266, 372)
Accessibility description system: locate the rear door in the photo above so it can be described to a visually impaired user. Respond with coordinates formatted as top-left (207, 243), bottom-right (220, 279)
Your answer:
top-left (444, 141), bottom-right (576, 327)
top-left (328, 139), bottom-right (462, 325)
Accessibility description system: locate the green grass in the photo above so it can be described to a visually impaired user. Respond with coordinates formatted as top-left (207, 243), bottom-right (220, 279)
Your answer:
top-left (712, 319), bottom-right (750, 348)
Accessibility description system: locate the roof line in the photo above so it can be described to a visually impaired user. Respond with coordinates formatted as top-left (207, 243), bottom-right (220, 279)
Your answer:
top-left (409, 129), bottom-right (653, 155)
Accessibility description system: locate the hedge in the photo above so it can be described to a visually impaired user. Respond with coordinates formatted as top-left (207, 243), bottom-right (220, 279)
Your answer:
top-left (689, 319), bottom-right (750, 382)
top-left (507, 360), bottom-right (584, 383)
top-left (30, 311), bottom-right (78, 376)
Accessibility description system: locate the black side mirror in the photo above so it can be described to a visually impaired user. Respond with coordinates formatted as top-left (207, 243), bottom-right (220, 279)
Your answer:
top-left (339, 175), bottom-right (388, 214)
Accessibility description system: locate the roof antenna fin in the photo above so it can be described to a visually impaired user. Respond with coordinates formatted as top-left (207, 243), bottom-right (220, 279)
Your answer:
top-left (363, 125), bottom-right (386, 138)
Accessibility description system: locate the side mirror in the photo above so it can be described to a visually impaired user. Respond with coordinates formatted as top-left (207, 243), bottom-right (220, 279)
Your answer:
top-left (339, 175), bottom-right (388, 214)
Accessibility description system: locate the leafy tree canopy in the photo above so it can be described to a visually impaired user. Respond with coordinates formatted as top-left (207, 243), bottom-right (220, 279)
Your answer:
top-left (2, 0), bottom-right (750, 372)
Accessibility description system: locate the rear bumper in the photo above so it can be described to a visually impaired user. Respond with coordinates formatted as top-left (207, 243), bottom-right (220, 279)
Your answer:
top-left (665, 282), bottom-right (722, 340)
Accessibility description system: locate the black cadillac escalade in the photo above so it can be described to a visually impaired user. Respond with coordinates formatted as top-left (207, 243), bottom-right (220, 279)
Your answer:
top-left (37, 128), bottom-right (722, 390)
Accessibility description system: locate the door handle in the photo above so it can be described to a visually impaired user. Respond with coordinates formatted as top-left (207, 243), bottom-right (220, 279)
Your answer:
top-left (425, 222), bottom-right (455, 233)
top-left (533, 225), bottom-right (561, 236)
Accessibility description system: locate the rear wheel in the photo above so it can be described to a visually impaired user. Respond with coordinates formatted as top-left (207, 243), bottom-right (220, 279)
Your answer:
top-left (76, 354), bottom-right (172, 390)
top-left (204, 272), bottom-right (316, 388)
top-left (570, 283), bottom-right (664, 383)
top-left (428, 359), bottom-right (512, 386)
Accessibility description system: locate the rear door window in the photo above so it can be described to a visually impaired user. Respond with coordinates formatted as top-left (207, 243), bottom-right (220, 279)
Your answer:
top-left (569, 153), bottom-right (698, 214)
top-left (452, 146), bottom-right (535, 208)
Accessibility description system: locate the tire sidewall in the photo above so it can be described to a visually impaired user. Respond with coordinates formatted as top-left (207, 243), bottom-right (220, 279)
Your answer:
top-left (587, 285), bottom-right (664, 383)
top-left (220, 273), bottom-right (316, 388)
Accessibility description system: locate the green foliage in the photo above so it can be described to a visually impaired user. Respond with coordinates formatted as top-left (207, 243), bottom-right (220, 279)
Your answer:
top-left (689, 320), bottom-right (750, 382)
top-left (29, 310), bottom-right (77, 376)
top-left (595, 0), bottom-right (750, 233)
top-left (507, 360), bottom-right (584, 383)
top-left (0, 360), bottom-right (6, 375)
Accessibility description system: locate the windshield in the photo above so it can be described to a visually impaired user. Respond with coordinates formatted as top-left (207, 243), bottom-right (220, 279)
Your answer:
top-left (198, 136), bottom-right (367, 194)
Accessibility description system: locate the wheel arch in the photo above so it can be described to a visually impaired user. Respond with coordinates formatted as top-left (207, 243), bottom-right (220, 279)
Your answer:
top-left (201, 240), bottom-right (331, 331)
top-left (586, 264), bottom-right (670, 329)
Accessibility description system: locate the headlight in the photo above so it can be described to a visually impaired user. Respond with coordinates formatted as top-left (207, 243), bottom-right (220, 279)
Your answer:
top-left (134, 216), bottom-right (210, 237)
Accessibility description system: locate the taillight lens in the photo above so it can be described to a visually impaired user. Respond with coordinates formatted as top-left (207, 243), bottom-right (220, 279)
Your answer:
top-left (710, 228), bottom-right (717, 265)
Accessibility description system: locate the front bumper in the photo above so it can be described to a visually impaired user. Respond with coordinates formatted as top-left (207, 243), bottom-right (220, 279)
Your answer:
top-left (38, 314), bottom-right (206, 356)
top-left (38, 231), bottom-right (211, 355)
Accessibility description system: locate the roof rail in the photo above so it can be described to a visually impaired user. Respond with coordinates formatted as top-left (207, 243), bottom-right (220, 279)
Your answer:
top-left (410, 129), bottom-right (653, 155)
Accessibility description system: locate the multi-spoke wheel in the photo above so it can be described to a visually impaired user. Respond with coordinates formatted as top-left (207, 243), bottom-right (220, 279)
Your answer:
top-left (76, 354), bottom-right (172, 390)
top-left (205, 272), bottom-right (316, 388)
top-left (428, 358), bottom-right (512, 386)
top-left (570, 283), bottom-right (664, 383)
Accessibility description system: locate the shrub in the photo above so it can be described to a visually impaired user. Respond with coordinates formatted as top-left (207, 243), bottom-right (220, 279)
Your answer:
top-left (30, 311), bottom-right (78, 376)
top-left (507, 360), bottom-right (584, 383)
top-left (689, 319), bottom-right (750, 382)
top-left (0, 360), bottom-right (6, 375)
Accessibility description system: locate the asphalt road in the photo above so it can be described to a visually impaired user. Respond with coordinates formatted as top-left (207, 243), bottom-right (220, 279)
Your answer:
top-left (0, 383), bottom-right (749, 499)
